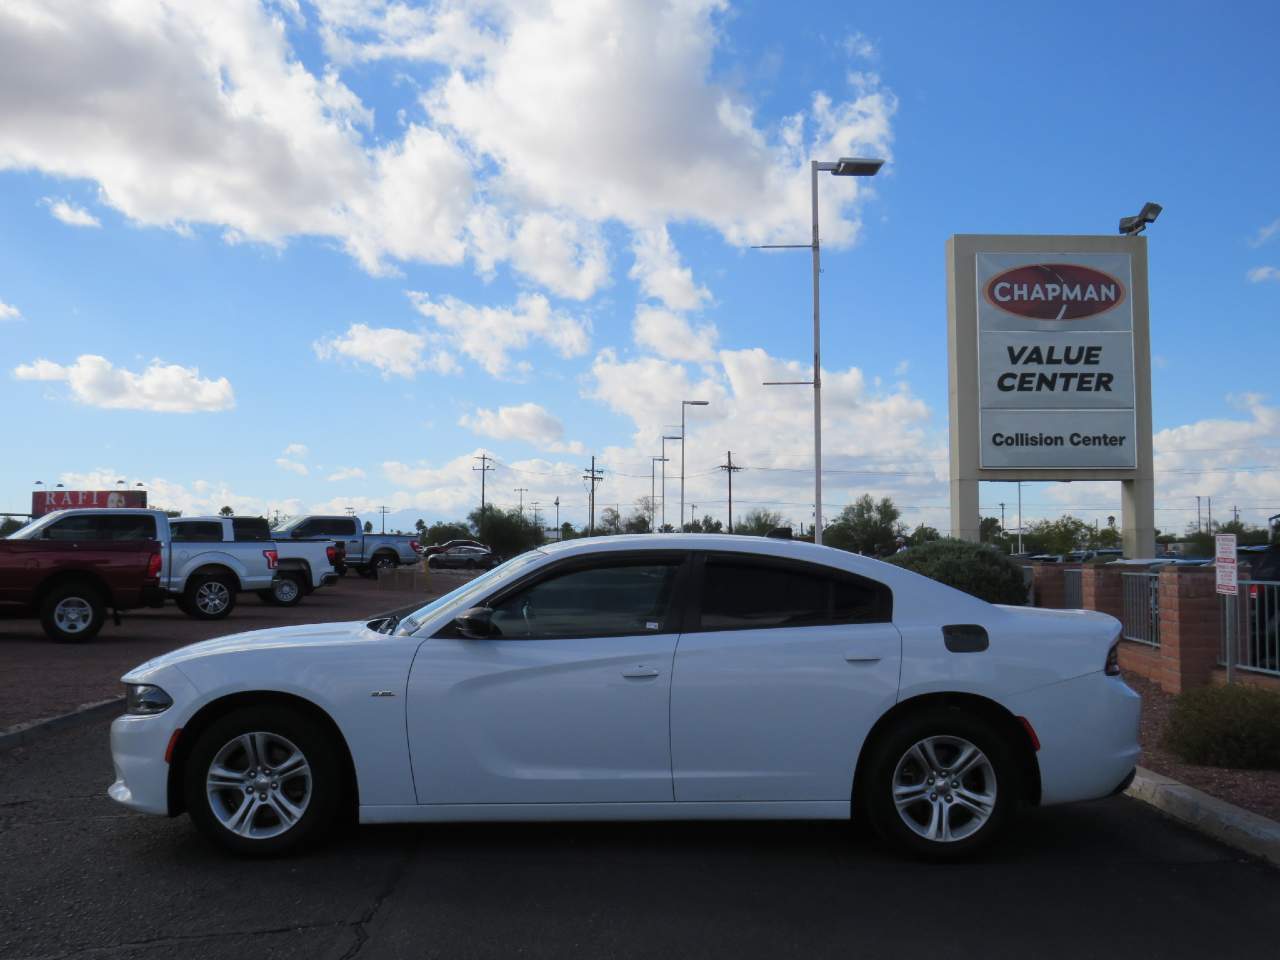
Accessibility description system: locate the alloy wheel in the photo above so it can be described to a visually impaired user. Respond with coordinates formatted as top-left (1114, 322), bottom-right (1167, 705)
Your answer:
top-left (891, 735), bottom-right (997, 843)
top-left (196, 581), bottom-right (231, 615)
top-left (273, 578), bottom-right (300, 603)
top-left (205, 732), bottom-right (312, 840)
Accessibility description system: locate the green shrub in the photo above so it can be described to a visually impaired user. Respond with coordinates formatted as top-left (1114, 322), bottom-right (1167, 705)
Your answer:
top-left (884, 538), bottom-right (1027, 605)
top-left (1164, 684), bottom-right (1280, 769)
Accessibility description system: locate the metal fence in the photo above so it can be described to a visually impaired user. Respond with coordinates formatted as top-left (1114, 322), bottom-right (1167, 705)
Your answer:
top-left (1063, 568), bottom-right (1083, 609)
top-left (1121, 572), bottom-right (1160, 646)
top-left (1220, 580), bottom-right (1280, 677)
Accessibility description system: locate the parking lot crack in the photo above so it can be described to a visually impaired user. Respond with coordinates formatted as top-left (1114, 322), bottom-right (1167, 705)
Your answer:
top-left (332, 837), bottom-right (418, 960)
top-left (8, 921), bottom-right (350, 960)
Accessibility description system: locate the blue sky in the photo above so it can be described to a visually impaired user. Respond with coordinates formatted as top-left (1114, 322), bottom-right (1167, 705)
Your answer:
top-left (2, 0), bottom-right (1278, 535)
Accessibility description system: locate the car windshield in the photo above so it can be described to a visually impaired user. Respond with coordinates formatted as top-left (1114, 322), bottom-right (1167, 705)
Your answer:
top-left (391, 549), bottom-right (546, 637)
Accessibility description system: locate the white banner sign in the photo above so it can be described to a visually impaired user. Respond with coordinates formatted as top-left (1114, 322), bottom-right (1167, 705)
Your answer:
top-left (1216, 533), bottom-right (1238, 596)
top-left (976, 252), bottom-right (1136, 469)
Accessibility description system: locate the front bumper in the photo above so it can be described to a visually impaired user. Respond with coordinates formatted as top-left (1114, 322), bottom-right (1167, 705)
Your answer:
top-left (1006, 672), bottom-right (1141, 807)
top-left (109, 711), bottom-right (179, 816)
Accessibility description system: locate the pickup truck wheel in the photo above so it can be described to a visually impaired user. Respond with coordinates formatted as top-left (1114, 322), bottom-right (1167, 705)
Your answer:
top-left (371, 553), bottom-right (397, 573)
top-left (268, 574), bottom-right (304, 607)
top-left (40, 583), bottom-right (106, 643)
top-left (185, 575), bottom-right (237, 620)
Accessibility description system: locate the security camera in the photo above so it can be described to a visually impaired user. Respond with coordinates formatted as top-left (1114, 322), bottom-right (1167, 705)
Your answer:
top-left (1119, 201), bottom-right (1162, 236)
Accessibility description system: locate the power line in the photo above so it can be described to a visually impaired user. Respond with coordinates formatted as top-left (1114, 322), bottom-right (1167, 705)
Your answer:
top-left (718, 450), bottom-right (743, 533)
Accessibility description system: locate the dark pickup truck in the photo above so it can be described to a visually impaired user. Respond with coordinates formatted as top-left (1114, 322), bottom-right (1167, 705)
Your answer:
top-left (0, 513), bottom-right (164, 641)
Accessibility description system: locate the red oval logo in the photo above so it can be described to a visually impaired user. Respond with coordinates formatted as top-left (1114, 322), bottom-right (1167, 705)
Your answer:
top-left (984, 263), bottom-right (1125, 320)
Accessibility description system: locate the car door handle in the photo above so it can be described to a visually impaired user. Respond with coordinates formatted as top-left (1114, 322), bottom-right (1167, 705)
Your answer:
top-left (844, 654), bottom-right (882, 664)
top-left (621, 666), bottom-right (660, 679)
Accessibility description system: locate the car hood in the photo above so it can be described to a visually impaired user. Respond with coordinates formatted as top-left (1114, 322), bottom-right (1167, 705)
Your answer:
top-left (122, 620), bottom-right (371, 682)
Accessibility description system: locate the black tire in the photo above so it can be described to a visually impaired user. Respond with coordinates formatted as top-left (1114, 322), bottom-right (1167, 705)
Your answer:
top-left (267, 574), bottom-right (305, 607)
top-left (39, 581), bottom-right (106, 643)
top-left (183, 705), bottom-right (342, 857)
top-left (860, 706), bottom-right (1017, 860)
top-left (183, 574), bottom-right (237, 620)
top-left (371, 552), bottom-right (397, 574)
top-left (356, 564), bottom-right (376, 579)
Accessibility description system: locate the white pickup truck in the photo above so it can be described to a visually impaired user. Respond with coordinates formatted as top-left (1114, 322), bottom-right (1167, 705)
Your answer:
top-left (271, 514), bottom-right (420, 577)
top-left (171, 516), bottom-right (339, 609)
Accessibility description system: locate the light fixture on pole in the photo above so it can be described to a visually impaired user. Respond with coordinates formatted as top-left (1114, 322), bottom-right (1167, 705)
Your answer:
top-left (757, 156), bottom-right (883, 545)
top-left (650, 456), bottom-right (668, 532)
top-left (679, 400), bottom-right (709, 533)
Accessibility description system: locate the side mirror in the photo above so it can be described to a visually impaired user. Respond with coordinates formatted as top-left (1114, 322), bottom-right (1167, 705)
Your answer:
top-left (455, 606), bottom-right (494, 639)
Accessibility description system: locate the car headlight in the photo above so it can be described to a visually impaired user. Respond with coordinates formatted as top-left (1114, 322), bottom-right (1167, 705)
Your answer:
top-left (125, 683), bottom-right (173, 715)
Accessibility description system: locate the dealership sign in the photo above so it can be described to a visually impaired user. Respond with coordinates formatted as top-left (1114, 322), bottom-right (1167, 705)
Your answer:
top-left (31, 489), bottom-right (148, 517)
top-left (976, 252), bottom-right (1137, 469)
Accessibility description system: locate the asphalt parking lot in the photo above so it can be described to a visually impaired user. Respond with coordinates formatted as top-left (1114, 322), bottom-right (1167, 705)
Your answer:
top-left (2, 713), bottom-right (1279, 960)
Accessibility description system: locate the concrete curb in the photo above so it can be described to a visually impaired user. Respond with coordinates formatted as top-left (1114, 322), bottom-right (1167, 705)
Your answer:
top-left (1126, 766), bottom-right (1280, 868)
top-left (0, 697), bottom-right (123, 752)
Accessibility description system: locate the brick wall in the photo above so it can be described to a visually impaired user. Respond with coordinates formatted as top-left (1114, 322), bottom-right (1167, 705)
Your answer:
top-left (1155, 567), bottom-right (1220, 694)
top-left (1030, 564), bottom-right (1065, 609)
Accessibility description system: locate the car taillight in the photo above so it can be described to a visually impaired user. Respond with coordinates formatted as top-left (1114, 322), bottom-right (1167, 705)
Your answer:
top-left (1250, 585), bottom-right (1258, 600)
top-left (263, 549), bottom-right (278, 570)
top-left (410, 540), bottom-right (420, 553)
top-left (326, 545), bottom-right (336, 563)
top-left (146, 551), bottom-right (162, 579)
top-left (1105, 641), bottom-right (1121, 677)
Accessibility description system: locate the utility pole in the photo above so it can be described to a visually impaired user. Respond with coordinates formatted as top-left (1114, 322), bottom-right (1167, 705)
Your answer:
top-left (689, 503), bottom-right (697, 530)
top-left (1017, 481), bottom-right (1023, 555)
top-left (1196, 496), bottom-right (1202, 534)
top-left (554, 497), bottom-right (561, 538)
top-left (718, 451), bottom-right (743, 533)
top-left (999, 502), bottom-right (1005, 539)
top-left (531, 501), bottom-right (541, 531)
top-left (1233, 505), bottom-right (1240, 524)
top-left (473, 454), bottom-right (494, 542)
top-left (514, 487), bottom-right (528, 517)
top-left (378, 505), bottom-right (389, 533)
top-left (1207, 497), bottom-right (1212, 534)
top-left (581, 457), bottom-right (604, 536)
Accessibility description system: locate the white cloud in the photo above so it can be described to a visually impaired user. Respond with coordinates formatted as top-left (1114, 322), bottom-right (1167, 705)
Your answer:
top-left (313, 323), bottom-right (458, 378)
top-left (1247, 265), bottom-right (1280, 283)
top-left (843, 32), bottom-right (877, 60)
top-left (460, 402), bottom-right (584, 454)
top-left (633, 306), bottom-right (718, 362)
top-left (282, 442), bottom-right (308, 458)
top-left (13, 355), bottom-right (234, 412)
top-left (1251, 219), bottom-right (1280, 247)
top-left (275, 457), bottom-right (309, 476)
top-left (327, 466), bottom-right (367, 482)
top-left (0, 1), bottom-right (894, 293)
top-left (629, 227), bottom-right (709, 311)
top-left (42, 197), bottom-right (100, 228)
top-left (0, 300), bottom-right (19, 321)
top-left (407, 292), bottom-right (589, 377)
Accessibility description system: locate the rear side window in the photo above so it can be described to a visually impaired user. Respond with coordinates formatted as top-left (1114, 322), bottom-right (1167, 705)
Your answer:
top-left (697, 556), bottom-right (890, 630)
top-left (44, 514), bottom-right (157, 541)
top-left (323, 519), bottom-right (357, 536)
top-left (172, 521), bottom-right (224, 542)
top-left (232, 517), bottom-right (271, 541)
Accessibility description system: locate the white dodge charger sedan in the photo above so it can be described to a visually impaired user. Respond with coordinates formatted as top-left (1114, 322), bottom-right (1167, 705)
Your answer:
top-left (109, 535), bottom-right (1140, 858)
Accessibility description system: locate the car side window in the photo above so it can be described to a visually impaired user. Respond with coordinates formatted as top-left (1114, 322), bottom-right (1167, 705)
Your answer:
top-left (697, 557), bottom-right (890, 630)
top-left (43, 515), bottom-right (100, 540)
top-left (291, 520), bottom-right (314, 538)
top-left (488, 562), bottom-right (680, 640)
top-left (172, 521), bottom-right (223, 542)
top-left (231, 517), bottom-right (271, 541)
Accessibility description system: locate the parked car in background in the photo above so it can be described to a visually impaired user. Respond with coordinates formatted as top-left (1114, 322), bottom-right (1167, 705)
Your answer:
top-left (1, 512), bottom-right (164, 641)
top-left (109, 535), bottom-right (1139, 858)
top-left (422, 538), bottom-right (486, 558)
top-left (9, 508), bottom-right (281, 623)
top-left (426, 544), bottom-right (499, 570)
top-left (271, 515), bottom-right (418, 577)
top-left (171, 517), bottom-right (339, 608)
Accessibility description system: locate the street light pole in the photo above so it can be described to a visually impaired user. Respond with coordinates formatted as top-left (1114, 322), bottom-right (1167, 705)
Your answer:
top-left (651, 456), bottom-right (668, 533)
top-left (662, 433), bottom-right (681, 532)
top-left (757, 156), bottom-right (882, 547)
top-left (679, 400), bottom-right (709, 533)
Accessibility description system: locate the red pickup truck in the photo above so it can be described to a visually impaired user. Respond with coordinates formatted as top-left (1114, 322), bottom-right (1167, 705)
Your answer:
top-left (0, 513), bottom-right (164, 642)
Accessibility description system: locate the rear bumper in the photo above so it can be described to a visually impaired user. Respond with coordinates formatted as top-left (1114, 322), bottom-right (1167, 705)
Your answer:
top-left (1006, 672), bottom-right (1141, 806)
top-left (139, 585), bottom-right (166, 608)
top-left (319, 573), bottom-right (339, 587)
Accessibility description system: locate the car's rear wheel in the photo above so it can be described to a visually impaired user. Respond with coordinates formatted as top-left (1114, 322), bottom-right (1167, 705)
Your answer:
top-left (266, 574), bottom-right (304, 607)
top-left (184, 705), bottom-right (341, 856)
top-left (861, 707), bottom-right (1015, 860)
top-left (40, 582), bottom-right (106, 643)
top-left (183, 574), bottom-right (237, 620)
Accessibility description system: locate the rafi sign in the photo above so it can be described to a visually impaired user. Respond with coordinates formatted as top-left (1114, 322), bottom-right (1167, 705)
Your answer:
top-left (31, 489), bottom-right (148, 517)
top-left (976, 251), bottom-right (1137, 469)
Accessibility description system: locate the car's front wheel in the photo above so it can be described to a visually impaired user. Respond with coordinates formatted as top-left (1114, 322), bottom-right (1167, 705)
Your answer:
top-left (861, 707), bottom-right (1016, 860)
top-left (184, 705), bottom-right (341, 856)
